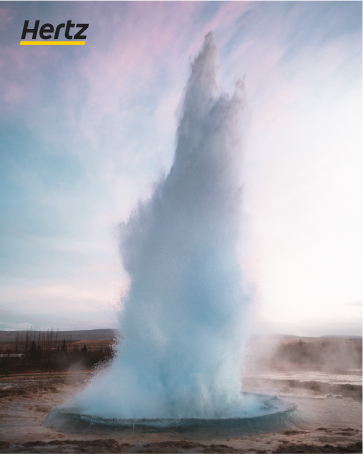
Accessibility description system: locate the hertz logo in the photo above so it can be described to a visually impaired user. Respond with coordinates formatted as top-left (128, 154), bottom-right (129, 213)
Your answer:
top-left (20, 20), bottom-right (89, 45)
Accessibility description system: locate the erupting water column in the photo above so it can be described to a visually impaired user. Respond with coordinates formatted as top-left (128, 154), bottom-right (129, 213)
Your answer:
top-left (63, 32), bottom-right (253, 421)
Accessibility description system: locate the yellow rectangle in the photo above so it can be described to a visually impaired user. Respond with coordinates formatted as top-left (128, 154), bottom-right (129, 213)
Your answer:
top-left (20, 41), bottom-right (85, 45)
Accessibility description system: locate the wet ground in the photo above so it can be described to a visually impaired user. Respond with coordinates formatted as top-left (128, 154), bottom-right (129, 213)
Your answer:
top-left (0, 370), bottom-right (361, 453)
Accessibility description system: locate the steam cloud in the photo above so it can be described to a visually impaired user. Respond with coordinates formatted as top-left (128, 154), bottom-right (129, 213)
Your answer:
top-left (68, 32), bottom-right (251, 419)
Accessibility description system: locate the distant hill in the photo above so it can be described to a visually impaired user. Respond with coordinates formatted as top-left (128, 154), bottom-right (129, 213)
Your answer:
top-left (0, 329), bottom-right (360, 343)
top-left (0, 329), bottom-right (117, 342)
top-left (321, 335), bottom-right (362, 339)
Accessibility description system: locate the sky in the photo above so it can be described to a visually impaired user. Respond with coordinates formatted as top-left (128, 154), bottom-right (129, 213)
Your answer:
top-left (0, 1), bottom-right (361, 337)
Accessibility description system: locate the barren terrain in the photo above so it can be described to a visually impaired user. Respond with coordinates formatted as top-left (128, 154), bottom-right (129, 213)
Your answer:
top-left (0, 336), bottom-right (361, 453)
top-left (0, 372), bottom-right (361, 453)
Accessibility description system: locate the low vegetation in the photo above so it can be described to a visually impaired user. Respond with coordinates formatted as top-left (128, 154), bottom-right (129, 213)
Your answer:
top-left (0, 329), bottom-right (116, 374)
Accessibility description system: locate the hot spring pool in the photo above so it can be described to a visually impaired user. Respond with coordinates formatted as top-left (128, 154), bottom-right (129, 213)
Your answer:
top-left (45, 392), bottom-right (298, 438)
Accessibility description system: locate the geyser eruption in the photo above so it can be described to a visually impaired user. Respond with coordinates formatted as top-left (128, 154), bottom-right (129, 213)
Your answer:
top-left (109, 32), bottom-right (248, 419)
top-left (51, 33), bottom-right (295, 425)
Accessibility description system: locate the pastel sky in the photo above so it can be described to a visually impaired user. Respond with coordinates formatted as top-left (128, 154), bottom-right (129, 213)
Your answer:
top-left (0, 1), bottom-right (361, 336)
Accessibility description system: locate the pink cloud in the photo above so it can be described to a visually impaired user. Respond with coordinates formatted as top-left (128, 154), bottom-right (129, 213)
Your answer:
top-left (0, 6), bottom-right (13, 26)
top-left (0, 45), bottom-right (50, 112)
